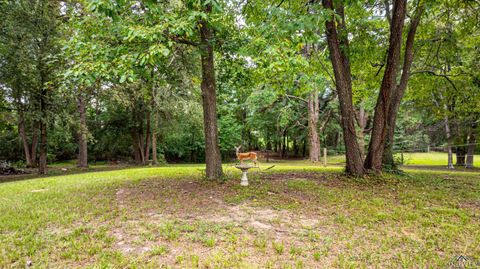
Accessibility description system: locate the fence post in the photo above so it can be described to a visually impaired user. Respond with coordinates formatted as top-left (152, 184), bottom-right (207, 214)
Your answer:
top-left (323, 147), bottom-right (327, 167)
top-left (427, 145), bottom-right (430, 153)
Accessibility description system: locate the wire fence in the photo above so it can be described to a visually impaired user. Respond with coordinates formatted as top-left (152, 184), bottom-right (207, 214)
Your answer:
top-left (258, 141), bottom-right (479, 169)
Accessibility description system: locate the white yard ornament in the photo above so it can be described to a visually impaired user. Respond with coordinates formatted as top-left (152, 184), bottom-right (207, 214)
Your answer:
top-left (235, 164), bottom-right (255, 186)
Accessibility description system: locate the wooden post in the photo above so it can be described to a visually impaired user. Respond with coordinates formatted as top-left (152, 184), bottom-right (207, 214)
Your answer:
top-left (427, 145), bottom-right (430, 153)
top-left (323, 147), bottom-right (327, 167)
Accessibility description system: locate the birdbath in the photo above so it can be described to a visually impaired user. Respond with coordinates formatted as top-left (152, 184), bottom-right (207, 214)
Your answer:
top-left (235, 164), bottom-right (255, 186)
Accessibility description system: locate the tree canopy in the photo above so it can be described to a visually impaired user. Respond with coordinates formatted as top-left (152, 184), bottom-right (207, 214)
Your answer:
top-left (1, 0), bottom-right (479, 176)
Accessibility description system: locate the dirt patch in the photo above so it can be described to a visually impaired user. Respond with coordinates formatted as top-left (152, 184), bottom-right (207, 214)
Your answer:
top-left (110, 173), bottom-right (340, 268)
top-left (460, 200), bottom-right (480, 210)
top-left (261, 171), bottom-right (345, 186)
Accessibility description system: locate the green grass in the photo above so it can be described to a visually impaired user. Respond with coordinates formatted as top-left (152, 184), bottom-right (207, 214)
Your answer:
top-left (255, 152), bottom-right (480, 168)
top-left (398, 152), bottom-right (480, 166)
top-left (0, 162), bottom-right (479, 268)
top-left (308, 152), bottom-right (480, 167)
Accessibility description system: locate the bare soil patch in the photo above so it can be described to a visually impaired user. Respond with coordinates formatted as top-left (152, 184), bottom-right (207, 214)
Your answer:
top-left (110, 172), bottom-right (344, 267)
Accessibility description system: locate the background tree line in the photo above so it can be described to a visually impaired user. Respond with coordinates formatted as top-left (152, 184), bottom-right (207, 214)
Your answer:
top-left (0, 0), bottom-right (478, 177)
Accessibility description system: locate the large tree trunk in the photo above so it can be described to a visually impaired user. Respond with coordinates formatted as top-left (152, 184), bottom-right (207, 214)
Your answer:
top-left (144, 110), bottom-right (151, 163)
top-left (15, 93), bottom-right (36, 167)
top-left (38, 121), bottom-right (47, 174)
top-left (281, 129), bottom-right (287, 158)
top-left (364, 0), bottom-right (407, 171)
top-left (456, 146), bottom-right (466, 166)
top-left (18, 116), bottom-right (33, 167)
top-left (30, 122), bottom-right (38, 167)
top-left (444, 115), bottom-right (455, 169)
top-left (152, 132), bottom-right (158, 164)
top-left (148, 76), bottom-right (158, 165)
top-left (356, 106), bottom-right (368, 158)
top-left (302, 137), bottom-right (307, 158)
top-left (465, 123), bottom-right (476, 168)
top-left (131, 129), bottom-right (142, 164)
top-left (130, 108), bottom-right (145, 165)
top-left (138, 132), bottom-right (145, 165)
top-left (77, 93), bottom-right (88, 168)
top-left (382, 4), bottom-right (425, 169)
top-left (151, 88), bottom-right (158, 165)
top-left (38, 86), bottom-right (48, 175)
top-left (322, 0), bottom-right (364, 176)
top-left (308, 91), bottom-right (321, 162)
top-left (199, 4), bottom-right (223, 179)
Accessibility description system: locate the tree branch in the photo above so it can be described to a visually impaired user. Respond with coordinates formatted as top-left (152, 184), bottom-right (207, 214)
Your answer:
top-left (285, 94), bottom-right (308, 103)
top-left (410, 70), bottom-right (459, 91)
top-left (384, 0), bottom-right (392, 25)
top-left (169, 35), bottom-right (200, 46)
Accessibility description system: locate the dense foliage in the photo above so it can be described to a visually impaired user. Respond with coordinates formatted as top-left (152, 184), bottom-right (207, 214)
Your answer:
top-left (0, 0), bottom-right (478, 175)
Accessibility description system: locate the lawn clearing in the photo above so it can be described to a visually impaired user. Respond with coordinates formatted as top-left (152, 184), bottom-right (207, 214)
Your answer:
top-left (399, 152), bottom-right (480, 166)
top-left (0, 164), bottom-right (479, 268)
top-left (307, 152), bottom-right (480, 170)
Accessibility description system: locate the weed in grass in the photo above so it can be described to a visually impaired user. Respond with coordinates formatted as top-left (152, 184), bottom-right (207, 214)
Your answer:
top-left (179, 223), bottom-right (195, 232)
top-left (190, 254), bottom-right (200, 268)
top-left (264, 259), bottom-right (275, 269)
top-left (159, 222), bottom-right (180, 241)
top-left (202, 236), bottom-right (216, 248)
top-left (302, 229), bottom-right (321, 242)
top-left (289, 245), bottom-right (303, 257)
top-left (272, 241), bottom-right (285, 255)
top-left (227, 233), bottom-right (238, 244)
top-left (175, 254), bottom-right (185, 264)
top-left (295, 259), bottom-right (305, 268)
top-left (334, 214), bottom-right (347, 224)
top-left (149, 245), bottom-right (169, 256)
top-left (313, 252), bottom-right (321, 261)
top-left (141, 230), bottom-right (156, 241)
top-left (253, 237), bottom-right (267, 253)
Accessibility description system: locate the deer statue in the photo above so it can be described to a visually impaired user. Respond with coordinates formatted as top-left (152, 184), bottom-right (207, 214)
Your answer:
top-left (235, 145), bottom-right (258, 166)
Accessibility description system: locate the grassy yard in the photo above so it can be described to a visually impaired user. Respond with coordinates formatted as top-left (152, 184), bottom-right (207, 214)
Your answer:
top-left (399, 152), bottom-right (480, 166)
top-left (0, 162), bottom-right (479, 268)
top-left (318, 152), bottom-right (480, 167)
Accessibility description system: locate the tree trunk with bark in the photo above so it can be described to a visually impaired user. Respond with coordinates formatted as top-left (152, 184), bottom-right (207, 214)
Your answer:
top-left (456, 146), bottom-right (466, 166)
top-left (39, 121), bottom-right (48, 174)
top-left (356, 106), bottom-right (368, 158)
top-left (152, 132), bottom-right (158, 164)
top-left (302, 137), bottom-right (307, 158)
top-left (15, 92), bottom-right (37, 167)
top-left (77, 93), bottom-right (88, 168)
top-left (199, 4), bottom-right (223, 179)
top-left (281, 130), bottom-right (288, 158)
top-left (382, 4), bottom-right (425, 169)
top-left (322, 0), bottom-right (365, 176)
top-left (364, 0), bottom-right (407, 171)
top-left (144, 110), bottom-right (151, 163)
top-left (308, 91), bottom-right (321, 162)
top-left (19, 116), bottom-right (33, 167)
top-left (30, 122), bottom-right (38, 167)
top-left (139, 134), bottom-right (145, 164)
top-left (444, 115), bottom-right (455, 169)
top-left (465, 123), bottom-right (476, 168)
top-left (38, 85), bottom-right (48, 175)
top-left (131, 129), bottom-right (142, 164)
top-left (151, 87), bottom-right (158, 165)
